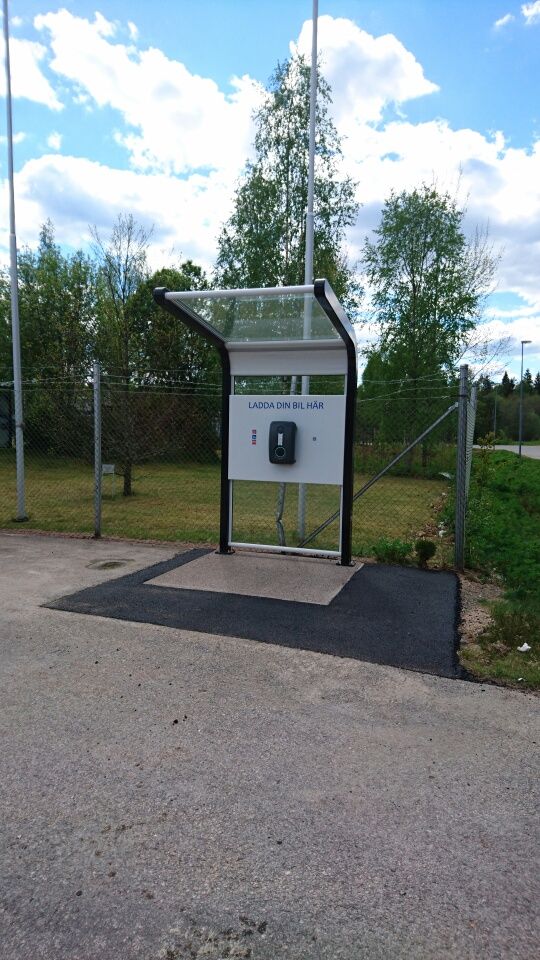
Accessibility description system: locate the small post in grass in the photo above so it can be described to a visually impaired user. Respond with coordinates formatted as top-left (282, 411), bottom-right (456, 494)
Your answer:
top-left (93, 361), bottom-right (102, 538)
top-left (519, 339), bottom-right (532, 458)
top-left (455, 364), bottom-right (468, 570)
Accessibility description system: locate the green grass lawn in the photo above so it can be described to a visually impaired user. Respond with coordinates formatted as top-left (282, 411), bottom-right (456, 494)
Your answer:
top-left (0, 451), bottom-right (446, 555)
top-left (460, 451), bottom-right (540, 689)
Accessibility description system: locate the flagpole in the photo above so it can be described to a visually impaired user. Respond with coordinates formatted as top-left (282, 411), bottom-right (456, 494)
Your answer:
top-left (298, 0), bottom-right (318, 540)
top-left (2, 0), bottom-right (26, 520)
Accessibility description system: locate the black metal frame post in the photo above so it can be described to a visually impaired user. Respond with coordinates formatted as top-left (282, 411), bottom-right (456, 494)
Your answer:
top-left (314, 279), bottom-right (357, 565)
top-left (153, 288), bottom-right (232, 553)
top-left (154, 281), bottom-right (356, 564)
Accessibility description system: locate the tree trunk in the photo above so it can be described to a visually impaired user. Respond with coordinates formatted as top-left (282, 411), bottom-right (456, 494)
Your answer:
top-left (123, 461), bottom-right (132, 496)
top-left (122, 364), bottom-right (133, 496)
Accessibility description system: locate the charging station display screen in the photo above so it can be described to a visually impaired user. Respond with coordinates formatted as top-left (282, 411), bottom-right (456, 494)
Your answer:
top-left (228, 394), bottom-right (346, 485)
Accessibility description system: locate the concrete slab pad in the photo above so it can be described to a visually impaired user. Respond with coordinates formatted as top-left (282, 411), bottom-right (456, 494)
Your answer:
top-left (147, 550), bottom-right (359, 604)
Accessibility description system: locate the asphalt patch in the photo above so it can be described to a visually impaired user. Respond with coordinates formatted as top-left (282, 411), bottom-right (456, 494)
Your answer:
top-left (46, 549), bottom-right (462, 679)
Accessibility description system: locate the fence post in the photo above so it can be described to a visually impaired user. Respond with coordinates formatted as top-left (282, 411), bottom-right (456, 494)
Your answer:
top-left (465, 382), bottom-right (477, 501)
top-left (93, 361), bottom-right (102, 538)
top-left (455, 364), bottom-right (468, 570)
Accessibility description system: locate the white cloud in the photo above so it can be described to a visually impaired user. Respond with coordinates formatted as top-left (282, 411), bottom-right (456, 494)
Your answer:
top-left (0, 131), bottom-right (26, 145)
top-left (93, 12), bottom-right (117, 38)
top-left (10, 16), bottom-right (24, 28)
top-left (0, 9), bottom-right (538, 345)
top-left (471, 315), bottom-right (539, 379)
top-left (494, 13), bottom-right (515, 29)
top-left (46, 131), bottom-right (62, 150)
top-left (34, 9), bottom-right (262, 177)
top-left (293, 15), bottom-right (438, 125)
top-left (0, 36), bottom-right (62, 110)
top-left (127, 21), bottom-right (138, 42)
top-left (327, 110), bottom-right (540, 304)
top-left (490, 298), bottom-right (540, 320)
top-left (522, 2), bottom-right (540, 24)
top-left (0, 153), bottom-right (235, 273)
top-left (290, 12), bottom-right (540, 311)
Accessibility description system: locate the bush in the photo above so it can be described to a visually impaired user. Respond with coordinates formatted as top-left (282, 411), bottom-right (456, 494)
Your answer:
top-left (466, 452), bottom-right (540, 613)
top-left (480, 602), bottom-right (540, 649)
top-left (372, 537), bottom-right (412, 565)
top-left (414, 538), bottom-right (436, 567)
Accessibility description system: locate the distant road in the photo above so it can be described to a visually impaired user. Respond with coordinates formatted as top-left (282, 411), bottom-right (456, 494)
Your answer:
top-left (488, 444), bottom-right (540, 460)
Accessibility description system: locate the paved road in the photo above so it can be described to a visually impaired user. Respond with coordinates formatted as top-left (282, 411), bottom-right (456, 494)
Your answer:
top-left (1, 533), bottom-right (538, 960)
top-left (490, 444), bottom-right (540, 459)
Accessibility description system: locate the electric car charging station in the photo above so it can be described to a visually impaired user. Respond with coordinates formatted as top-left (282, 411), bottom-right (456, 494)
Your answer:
top-left (153, 279), bottom-right (358, 566)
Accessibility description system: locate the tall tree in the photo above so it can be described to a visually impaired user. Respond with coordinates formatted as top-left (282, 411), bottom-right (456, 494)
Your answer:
top-left (362, 184), bottom-right (498, 442)
top-left (0, 222), bottom-right (98, 456)
top-left (501, 371), bottom-right (515, 396)
top-left (0, 269), bottom-right (12, 377)
top-left (477, 374), bottom-right (494, 393)
top-left (92, 213), bottom-right (151, 381)
top-left (364, 185), bottom-right (497, 375)
top-left (215, 54), bottom-right (360, 309)
top-left (101, 262), bottom-right (221, 469)
top-left (127, 262), bottom-right (215, 387)
top-left (92, 213), bottom-right (152, 494)
top-left (0, 221), bottom-right (96, 379)
top-left (522, 368), bottom-right (534, 394)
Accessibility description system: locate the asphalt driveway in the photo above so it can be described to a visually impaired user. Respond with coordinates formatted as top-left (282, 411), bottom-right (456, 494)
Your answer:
top-left (46, 547), bottom-right (462, 679)
top-left (0, 532), bottom-right (538, 960)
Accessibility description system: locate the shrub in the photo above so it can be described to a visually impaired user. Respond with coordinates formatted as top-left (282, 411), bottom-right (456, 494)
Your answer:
top-left (372, 537), bottom-right (412, 565)
top-left (465, 452), bottom-right (540, 612)
top-left (479, 602), bottom-right (540, 649)
top-left (414, 538), bottom-right (436, 567)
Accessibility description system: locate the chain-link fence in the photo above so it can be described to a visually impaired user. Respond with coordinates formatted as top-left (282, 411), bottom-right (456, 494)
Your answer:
top-left (1, 367), bottom-right (473, 564)
top-left (99, 375), bottom-right (222, 541)
top-left (0, 381), bottom-right (95, 533)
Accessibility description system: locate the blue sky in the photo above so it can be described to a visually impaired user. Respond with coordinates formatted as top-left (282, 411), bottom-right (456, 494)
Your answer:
top-left (1, 0), bottom-right (539, 379)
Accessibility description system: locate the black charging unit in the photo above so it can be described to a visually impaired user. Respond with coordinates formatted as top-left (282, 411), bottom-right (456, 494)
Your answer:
top-left (269, 421), bottom-right (297, 464)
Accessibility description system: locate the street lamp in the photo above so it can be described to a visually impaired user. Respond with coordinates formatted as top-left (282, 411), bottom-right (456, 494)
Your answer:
top-left (519, 339), bottom-right (532, 457)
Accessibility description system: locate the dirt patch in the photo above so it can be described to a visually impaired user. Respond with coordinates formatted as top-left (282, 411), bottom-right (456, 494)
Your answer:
top-left (86, 558), bottom-right (133, 570)
top-left (459, 573), bottom-right (503, 645)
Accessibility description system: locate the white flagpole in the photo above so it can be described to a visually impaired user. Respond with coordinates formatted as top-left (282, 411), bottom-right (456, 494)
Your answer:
top-left (2, 0), bottom-right (26, 520)
top-left (298, 0), bottom-right (318, 540)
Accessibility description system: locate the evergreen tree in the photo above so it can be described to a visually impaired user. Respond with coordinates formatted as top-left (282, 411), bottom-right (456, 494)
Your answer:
top-left (477, 374), bottom-right (494, 393)
top-left (501, 371), bottom-right (515, 396)
top-left (522, 368), bottom-right (534, 393)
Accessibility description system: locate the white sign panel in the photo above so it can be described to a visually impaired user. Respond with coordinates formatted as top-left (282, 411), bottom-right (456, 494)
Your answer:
top-left (228, 394), bottom-right (346, 485)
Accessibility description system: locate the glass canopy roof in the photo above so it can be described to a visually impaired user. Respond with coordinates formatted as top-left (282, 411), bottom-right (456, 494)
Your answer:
top-left (164, 285), bottom-right (343, 343)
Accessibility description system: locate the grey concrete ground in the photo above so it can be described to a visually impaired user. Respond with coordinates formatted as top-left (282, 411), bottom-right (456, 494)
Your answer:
top-left (480, 444), bottom-right (540, 459)
top-left (0, 532), bottom-right (539, 960)
top-left (148, 550), bottom-right (359, 604)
